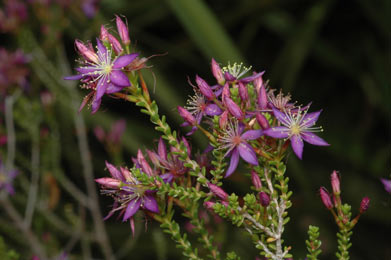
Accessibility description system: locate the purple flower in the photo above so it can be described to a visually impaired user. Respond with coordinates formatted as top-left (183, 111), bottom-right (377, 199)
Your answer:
top-left (380, 178), bottom-right (391, 194)
top-left (0, 160), bottom-right (18, 195)
top-left (96, 161), bottom-right (159, 222)
top-left (222, 62), bottom-right (264, 84)
top-left (264, 108), bottom-right (329, 159)
top-left (65, 39), bottom-right (138, 113)
top-left (218, 120), bottom-right (263, 177)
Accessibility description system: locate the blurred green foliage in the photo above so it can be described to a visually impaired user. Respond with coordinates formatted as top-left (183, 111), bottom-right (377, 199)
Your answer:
top-left (0, 0), bottom-right (389, 259)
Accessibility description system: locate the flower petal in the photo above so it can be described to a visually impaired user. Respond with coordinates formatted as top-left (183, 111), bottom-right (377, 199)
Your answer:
top-left (225, 148), bottom-right (239, 178)
top-left (143, 193), bottom-right (159, 213)
top-left (110, 70), bottom-right (131, 87)
top-left (224, 97), bottom-right (244, 120)
top-left (91, 95), bottom-right (102, 114)
top-left (241, 129), bottom-right (263, 140)
top-left (105, 161), bottom-right (124, 181)
top-left (113, 53), bottom-right (139, 69)
top-left (238, 142), bottom-right (258, 165)
top-left (290, 135), bottom-right (304, 159)
top-left (263, 127), bottom-right (289, 139)
top-left (64, 74), bottom-right (83, 81)
top-left (96, 39), bottom-right (107, 59)
top-left (301, 132), bottom-right (329, 146)
top-left (301, 110), bottom-right (321, 128)
top-left (123, 198), bottom-right (141, 221)
top-left (205, 103), bottom-right (222, 116)
top-left (105, 83), bottom-right (124, 94)
top-left (96, 78), bottom-right (108, 101)
top-left (241, 71), bottom-right (265, 84)
top-left (272, 108), bottom-right (290, 126)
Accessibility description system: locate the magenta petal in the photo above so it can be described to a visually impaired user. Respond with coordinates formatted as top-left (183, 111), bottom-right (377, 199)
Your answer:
top-left (113, 53), bottom-right (138, 69)
top-left (143, 194), bottom-right (159, 213)
top-left (263, 127), bottom-right (289, 139)
top-left (64, 74), bottom-right (83, 80)
top-left (224, 71), bottom-right (236, 81)
top-left (241, 129), bottom-right (263, 140)
top-left (241, 71), bottom-right (265, 84)
top-left (123, 198), bottom-right (141, 221)
top-left (96, 78), bottom-right (108, 101)
top-left (110, 71), bottom-right (130, 87)
top-left (205, 103), bottom-right (222, 116)
top-left (302, 110), bottom-right (321, 128)
top-left (158, 137), bottom-right (167, 160)
top-left (76, 67), bottom-right (97, 74)
top-left (91, 96), bottom-right (102, 114)
top-left (290, 135), bottom-right (304, 159)
top-left (380, 178), bottom-right (391, 194)
top-left (238, 142), bottom-right (258, 165)
top-left (272, 108), bottom-right (290, 126)
top-left (301, 132), bottom-right (329, 146)
top-left (225, 148), bottom-right (239, 177)
top-left (105, 161), bottom-right (124, 181)
top-left (106, 83), bottom-right (124, 94)
top-left (96, 39), bottom-right (107, 58)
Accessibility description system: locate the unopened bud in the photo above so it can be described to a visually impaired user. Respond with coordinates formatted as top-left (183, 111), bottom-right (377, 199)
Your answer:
top-left (211, 58), bottom-right (225, 85)
top-left (204, 201), bottom-right (215, 210)
top-left (238, 81), bottom-right (249, 104)
top-left (251, 171), bottom-right (262, 190)
top-left (178, 106), bottom-right (197, 126)
top-left (224, 96), bottom-right (244, 120)
top-left (108, 34), bottom-right (123, 54)
top-left (75, 39), bottom-right (98, 63)
top-left (116, 15), bottom-right (130, 45)
top-left (100, 25), bottom-right (109, 42)
top-left (137, 150), bottom-right (153, 176)
top-left (359, 197), bottom-right (370, 213)
top-left (330, 170), bottom-right (340, 195)
top-left (256, 113), bottom-right (270, 129)
top-left (95, 177), bottom-right (121, 189)
top-left (208, 183), bottom-right (228, 201)
top-left (258, 192), bottom-right (270, 207)
top-left (219, 111), bottom-right (229, 129)
top-left (196, 75), bottom-right (215, 100)
top-left (257, 82), bottom-right (268, 110)
top-left (380, 178), bottom-right (391, 194)
top-left (319, 187), bottom-right (333, 209)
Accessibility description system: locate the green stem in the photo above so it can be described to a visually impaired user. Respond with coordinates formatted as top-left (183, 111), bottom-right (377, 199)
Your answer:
top-left (336, 227), bottom-right (352, 260)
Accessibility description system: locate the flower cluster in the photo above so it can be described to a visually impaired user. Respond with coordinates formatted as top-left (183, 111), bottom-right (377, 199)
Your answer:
top-left (177, 58), bottom-right (329, 177)
top-left (65, 16), bottom-right (140, 113)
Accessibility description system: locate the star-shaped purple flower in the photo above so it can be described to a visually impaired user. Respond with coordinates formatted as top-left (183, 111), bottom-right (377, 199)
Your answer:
top-left (96, 161), bottom-right (159, 222)
top-left (264, 108), bottom-right (329, 159)
top-left (65, 39), bottom-right (138, 113)
top-left (218, 120), bottom-right (263, 177)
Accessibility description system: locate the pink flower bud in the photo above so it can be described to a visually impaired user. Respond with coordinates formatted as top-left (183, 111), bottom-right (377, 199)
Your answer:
top-left (257, 82), bottom-right (268, 110)
top-left (256, 113), bottom-right (269, 129)
top-left (359, 197), bottom-right (370, 213)
top-left (319, 187), bottom-right (333, 209)
top-left (224, 96), bottom-right (244, 120)
top-left (181, 136), bottom-right (191, 156)
top-left (208, 183), bottom-right (228, 201)
top-left (116, 15), bottom-right (130, 45)
top-left (330, 170), bottom-right (340, 195)
top-left (258, 192), bottom-right (270, 207)
top-left (204, 201), bottom-right (215, 210)
top-left (380, 178), bottom-right (391, 194)
top-left (219, 111), bottom-right (228, 129)
top-left (178, 106), bottom-right (197, 126)
top-left (211, 58), bottom-right (225, 85)
top-left (251, 171), bottom-right (262, 190)
top-left (238, 81), bottom-right (249, 104)
top-left (253, 73), bottom-right (263, 92)
top-left (158, 137), bottom-right (167, 160)
top-left (75, 39), bottom-right (98, 63)
top-left (119, 166), bottom-right (132, 181)
top-left (222, 83), bottom-right (230, 99)
top-left (100, 25), bottom-right (109, 42)
top-left (95, 177), bottom-right (121, 189)
top-left (108, 34), bottom-right (123, 54)
top-left (195, 75), bottom-right (214, 100)
top-left (137, 149), bottom-right (153, 176)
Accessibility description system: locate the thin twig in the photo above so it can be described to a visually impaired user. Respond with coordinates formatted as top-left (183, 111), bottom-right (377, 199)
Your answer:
top-left (24, 127), bottom-right (40, 228)
top-left (0, 196), bottom-right (47, 259)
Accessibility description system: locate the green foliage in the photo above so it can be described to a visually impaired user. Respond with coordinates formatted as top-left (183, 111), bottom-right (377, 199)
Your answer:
top-left (0, 237), bottom-right (19, 260)
top-left (306, 225), bottom-right (322, 259)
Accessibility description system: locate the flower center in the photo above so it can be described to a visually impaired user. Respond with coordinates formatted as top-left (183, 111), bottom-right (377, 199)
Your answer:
top-left (102, 64), bottom-right (112, 74)
top-left (290, 124), bottom-right (301, 135)
top-left (232, 135), bottom-right (242, 146)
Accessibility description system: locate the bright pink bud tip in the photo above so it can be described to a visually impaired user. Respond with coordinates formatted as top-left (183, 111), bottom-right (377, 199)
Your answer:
top-left (75, 39), bottom-right (98, 63)
top-left (319, 187), bottom-right (333, 209)
top-left (251, 171), bottom-right (262, 190)
top-left (95, 177), bottom-right (121, 189)
top-left (204, 201), bottom-right (215, 210)
top-left (256, 113), bottom-right (269, 129)
top-left (330, 170), bottom-right (340, 195)
top-left (258, 192), bottom-right (270, 207)
top-left (177, 106), bottom-right (196, 126)
top-left (116, 15), bottom-right (130, 45)
top-left (208, 183), bottom-right (228, 201)
top-left (100, 25), bottom-right (109, 41)
top-left (195, 75), bottom-right (214, 100)
top-left (211, 58), bottom-right (225, 85)
top-left (359, 197), bottom-right (370, 213)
